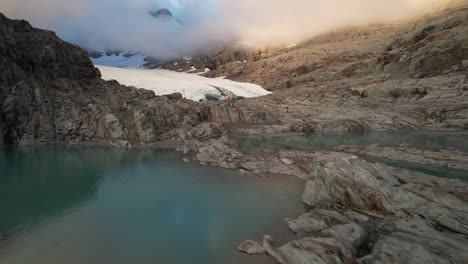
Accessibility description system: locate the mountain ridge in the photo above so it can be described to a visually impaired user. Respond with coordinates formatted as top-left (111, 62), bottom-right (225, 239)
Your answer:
top-left (149, 8), bottom-right (173, 18)
top-left (149, 8), bottom-right (184, 25)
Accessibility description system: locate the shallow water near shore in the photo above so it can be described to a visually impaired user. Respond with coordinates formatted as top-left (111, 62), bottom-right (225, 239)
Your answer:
top-left (0, 146), bottom-right (304, 264)
top-left (235, 131), bottom-right (468, 179)
top-left (235, 131), bottom-right (468, 152)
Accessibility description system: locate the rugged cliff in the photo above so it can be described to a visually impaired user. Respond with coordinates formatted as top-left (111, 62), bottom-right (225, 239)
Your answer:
top-left (0, 13), bottom-right (203, 147)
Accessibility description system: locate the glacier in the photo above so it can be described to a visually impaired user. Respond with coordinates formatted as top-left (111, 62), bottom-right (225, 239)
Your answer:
top-left (93, 55), bottom-right (271, 101)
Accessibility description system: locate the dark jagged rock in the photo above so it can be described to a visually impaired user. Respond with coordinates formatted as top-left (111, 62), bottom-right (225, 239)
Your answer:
top-left (0, 13), bottom-right (201, 147)
top-left (149, 8), bottom-right (183, 25)
top-left (150, 8), bottom-right (173, 18)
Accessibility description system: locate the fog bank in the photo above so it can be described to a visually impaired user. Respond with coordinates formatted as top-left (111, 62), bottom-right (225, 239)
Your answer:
top-left (0, 0), bottom-right (455, 59)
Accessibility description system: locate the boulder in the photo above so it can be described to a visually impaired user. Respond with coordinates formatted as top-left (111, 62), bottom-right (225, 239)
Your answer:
top-left (285, 214), bottom-right (329, 234)
top-left (238, 240), bottom-right (266, 255)
top-left (165, 92), bottom-right (183, 100)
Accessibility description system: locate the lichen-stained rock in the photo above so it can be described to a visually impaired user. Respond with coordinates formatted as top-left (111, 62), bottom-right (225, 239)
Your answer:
top-left (0, 13), bottom-right (202, 147)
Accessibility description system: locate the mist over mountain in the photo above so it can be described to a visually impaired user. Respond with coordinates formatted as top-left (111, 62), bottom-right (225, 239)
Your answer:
top-left (0, 0), bottom-right (453, 59)
top-left (149, 8), bottom-right (184, 25)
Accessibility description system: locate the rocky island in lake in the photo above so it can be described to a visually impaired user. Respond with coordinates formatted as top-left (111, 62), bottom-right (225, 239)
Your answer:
top-left (0, 0), bottom-right (468, 263)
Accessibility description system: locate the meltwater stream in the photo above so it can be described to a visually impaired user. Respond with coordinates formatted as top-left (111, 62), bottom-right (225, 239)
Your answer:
top-left (0, 146), bottom-right (304, 264)
top-left (235, 131), bottom-right (468, 152)
top-left (235, 131), bottom-right (468, 180)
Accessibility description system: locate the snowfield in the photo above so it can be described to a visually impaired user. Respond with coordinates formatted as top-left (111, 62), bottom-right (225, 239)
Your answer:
top-left (96, 65), bottom-right (272, 101)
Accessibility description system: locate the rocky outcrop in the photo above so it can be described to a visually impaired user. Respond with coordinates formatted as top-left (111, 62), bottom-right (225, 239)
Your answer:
top-left (206, 3), bottom-right (467, 88)
top-left (203, 72), bottom-right (467, 133)
top-left (300, 152), bottom-right (468, 225)
top-left (200, 103), bottom-right (272, 124)
top-left (182, 137), bottom-right (468, 264)
top-left (264, 210), bottom-right (468, 264)
top-left (0, 13), bottom-right (202, 147)
top-left (380, 7), bottom-right (468, 79)
top-left (361, 217), bottom-right (468, 264)
top-left (266, 151), bottom-right (468, 263)
top-left (180, 69), bottom-right (467, 134)
top-left (276, 210), bottom-right (369, 264)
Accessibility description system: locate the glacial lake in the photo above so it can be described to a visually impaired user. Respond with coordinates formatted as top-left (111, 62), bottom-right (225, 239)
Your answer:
top-left (0, 146), bottom-right (304, 264)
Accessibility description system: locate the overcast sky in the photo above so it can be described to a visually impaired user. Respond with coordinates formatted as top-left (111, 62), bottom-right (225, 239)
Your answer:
top-left (0, 0), bottom-right (447, 59)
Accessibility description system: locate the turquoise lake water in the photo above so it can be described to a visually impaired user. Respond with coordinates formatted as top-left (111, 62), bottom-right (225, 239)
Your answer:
top-left (0, 146), bottom-right (304, 264)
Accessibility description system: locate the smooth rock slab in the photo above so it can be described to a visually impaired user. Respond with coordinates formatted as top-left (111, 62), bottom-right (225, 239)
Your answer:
top-left (238, 240), bottom-right (266, 255)
top-left (285, 215), bottom-right (329, 234)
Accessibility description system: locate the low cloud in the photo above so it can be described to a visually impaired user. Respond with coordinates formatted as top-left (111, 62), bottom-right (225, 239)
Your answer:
top-left (0, 0), bottom-right (453, 59)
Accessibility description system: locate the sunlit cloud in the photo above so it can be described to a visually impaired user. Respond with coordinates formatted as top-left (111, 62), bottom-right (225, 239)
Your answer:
top-left (0, 0), bottom-right (452, 59)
